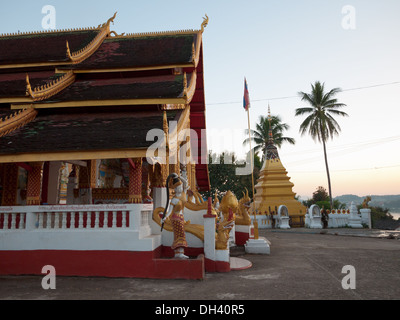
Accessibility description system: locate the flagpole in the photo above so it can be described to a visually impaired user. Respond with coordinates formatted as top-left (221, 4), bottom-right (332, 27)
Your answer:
top-left (246, 104), bottom-right (259, 240)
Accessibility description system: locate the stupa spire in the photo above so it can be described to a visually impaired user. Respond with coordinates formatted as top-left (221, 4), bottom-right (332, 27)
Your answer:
top-left (265, 104), bottom-right (280, 161)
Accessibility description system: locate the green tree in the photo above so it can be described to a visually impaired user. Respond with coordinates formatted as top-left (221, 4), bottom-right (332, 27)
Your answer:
top-left (295, 81), bottom-right (348, 210)
top-left (205, 151), bottom-right (262, 200)
top-left (312, 186), bottom-right (329, 202)
top-left (243, 114), bottom-right (295, 159)
top-left (302, 186), bottom-right (345, 209)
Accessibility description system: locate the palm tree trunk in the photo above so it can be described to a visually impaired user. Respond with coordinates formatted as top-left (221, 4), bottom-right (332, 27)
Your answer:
top-left (322, 139), bottom-right (333, 210)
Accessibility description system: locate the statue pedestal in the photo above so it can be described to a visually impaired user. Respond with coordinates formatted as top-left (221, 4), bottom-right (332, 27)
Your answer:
top-left (360, 208), bottom-right (372, 229)
top-left (245, 237), bottom-right (270, 255)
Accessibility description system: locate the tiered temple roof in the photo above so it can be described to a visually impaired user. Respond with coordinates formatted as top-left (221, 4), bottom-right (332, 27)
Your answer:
top-left (0, 13), bottom-right (210, 191)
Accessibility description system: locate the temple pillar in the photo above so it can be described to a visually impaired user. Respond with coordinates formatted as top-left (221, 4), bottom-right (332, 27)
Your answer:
top-left (26, 162), bottom-right (44, 205)
top-left (78, 160), bottom-right (96, 204)
top-left (1, 163), bottom-right (19, 206)
top-left (46, 161), bottom-right (62, 205)
top-left (129, 158), bottom-right (142, 204)
top-left (151, 163), bottom-right (169, 209)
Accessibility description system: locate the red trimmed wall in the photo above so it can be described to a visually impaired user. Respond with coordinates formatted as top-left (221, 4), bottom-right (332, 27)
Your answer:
top-left (0, 247), bottom-right (205, 280)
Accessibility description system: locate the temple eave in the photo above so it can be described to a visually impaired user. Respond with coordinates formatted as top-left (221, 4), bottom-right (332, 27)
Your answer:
top-left (0, 148), bottom-right (149, 164)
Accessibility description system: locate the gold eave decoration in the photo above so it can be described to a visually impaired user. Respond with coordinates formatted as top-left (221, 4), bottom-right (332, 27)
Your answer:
top-left (0, 107), bottom-right (38, 137)
top-left (182, 72), bottom-right (197, 104)
top-left (66, 12), bottom-right (117, 64)
top-left (25, 71), bottom-right (75, 101)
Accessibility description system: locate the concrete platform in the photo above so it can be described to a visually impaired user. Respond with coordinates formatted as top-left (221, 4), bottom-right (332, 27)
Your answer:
top-left (0, 228), bottom-right (399, 300)
top-left (230, 257), bottom-right (252, 270)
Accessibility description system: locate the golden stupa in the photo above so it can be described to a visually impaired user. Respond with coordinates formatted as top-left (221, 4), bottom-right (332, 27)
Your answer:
top-left (254, 108), bottom-right (306, 225)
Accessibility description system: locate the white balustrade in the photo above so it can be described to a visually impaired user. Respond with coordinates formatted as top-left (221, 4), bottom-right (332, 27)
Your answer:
top-left (1, 204), bottom-right (151, 233)
top-left (0, 204), bottom-right (158, 252)
top-left (0, 212), bottom-right (27, 230)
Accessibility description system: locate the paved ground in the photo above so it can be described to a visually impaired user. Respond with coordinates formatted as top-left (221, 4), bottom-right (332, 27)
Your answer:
top-left (0, 228), bottom-right (399, 301)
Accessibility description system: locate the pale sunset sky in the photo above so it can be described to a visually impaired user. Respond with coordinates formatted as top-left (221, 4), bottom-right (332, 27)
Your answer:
top-left (1, 0), bottom-right (399, 199)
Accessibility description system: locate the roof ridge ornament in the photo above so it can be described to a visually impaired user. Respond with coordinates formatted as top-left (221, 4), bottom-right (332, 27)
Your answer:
top-left (0, 106), bottom-right (38, 137)
top-left (66, 12), bottom-right (117, 64)
top-left (200, 14), bottom-right (209, 33)
top-left (26, 71), bottom-right (76, 101)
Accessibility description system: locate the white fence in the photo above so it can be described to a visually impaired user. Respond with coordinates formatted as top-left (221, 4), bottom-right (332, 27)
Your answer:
top-left (0, 204), bottom-right (159, 252)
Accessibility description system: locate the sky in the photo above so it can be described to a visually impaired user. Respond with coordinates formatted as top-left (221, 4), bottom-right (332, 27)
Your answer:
top-left (1, 0), bottom-right (399, 199)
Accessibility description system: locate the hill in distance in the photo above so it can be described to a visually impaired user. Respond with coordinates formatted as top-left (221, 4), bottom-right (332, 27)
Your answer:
top-left (334, 194), bottom-right (400, 211)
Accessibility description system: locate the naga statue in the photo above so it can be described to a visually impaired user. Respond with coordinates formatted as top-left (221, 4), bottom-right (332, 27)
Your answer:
top-left (235, 188), bottom-right (252, 226)
top-left (219, 191), bottom-right (238, 222)
top-left (215, 208), bottom-right (235, 250)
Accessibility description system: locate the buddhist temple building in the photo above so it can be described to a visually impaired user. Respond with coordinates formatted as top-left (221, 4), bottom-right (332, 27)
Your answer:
top-left (0, 13), bottom-right (213, 279)
top-left (0, 12), bottom-right (210, 208)
top-left (254, 108), bottom-right (306, 227)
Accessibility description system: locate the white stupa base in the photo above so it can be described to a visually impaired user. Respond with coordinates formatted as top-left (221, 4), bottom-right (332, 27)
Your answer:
top-left (245, 237), bottom-right (271, 255)
top-left (348, 219), bottom-right (363, 228)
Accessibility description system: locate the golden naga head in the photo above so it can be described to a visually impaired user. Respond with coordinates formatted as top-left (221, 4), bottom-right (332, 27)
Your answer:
top-left (219, 191), bottom-right (238, 214)
top-left (200, 14), bottom-right (209, 33)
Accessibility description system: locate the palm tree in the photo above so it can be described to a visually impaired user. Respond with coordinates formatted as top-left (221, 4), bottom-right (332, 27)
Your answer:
top-left (295, 81), bottom-right (348, 210)
top-left (243, 114), bottom-right (295, 159)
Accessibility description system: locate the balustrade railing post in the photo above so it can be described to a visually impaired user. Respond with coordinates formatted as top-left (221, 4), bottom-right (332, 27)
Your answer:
top-left (46, 212), bottom-right (52, 229)
top-left (79, 212), bottom-right (84, 229)
top-left (54, 213), bottom-right (60, 229)
top-left (19, 213), bottom-right (26, 229)
top-left (103, 211), bottom-right (108, 228)
top-left (122, 211), bottom-right (127, 228)
top-left (62, 212), bottom-right (67, 229)
top-left (38, 212), bottom-right (44, 229)
top-left (87, 212), bottom-right (91, 229)
top-left (70, 212), bottom-right (75, 229)
top-left (3, 213), bottom-right (9, 230)
top-left (11, 214), bottom-right (16, 229)
top-left (94, 211), bottom-right (100, 229)
top-left (112, 211), bottom-right (117, 228)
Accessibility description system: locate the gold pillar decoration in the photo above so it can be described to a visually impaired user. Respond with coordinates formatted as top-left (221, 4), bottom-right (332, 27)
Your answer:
top-left (26, 162), bottom-right (44, 205)
top-left (1, 163), bottom-right (19, 206)
top-left (162, 110), bottom-right (169, 185)
top-left (129, 158), bottom-right (143, 203)
top-left (89, 160), bottom-right (97, 189)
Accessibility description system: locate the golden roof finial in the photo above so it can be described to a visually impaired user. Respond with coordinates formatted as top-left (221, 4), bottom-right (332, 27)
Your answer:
top-left (268, 103), bottom-right (271, 121)
top-left (268, 103), bottom-right (274, 141)
top-left (105, 12), bottom-right (117, 28)
top-left (200, 14), bottom-right (209, 33)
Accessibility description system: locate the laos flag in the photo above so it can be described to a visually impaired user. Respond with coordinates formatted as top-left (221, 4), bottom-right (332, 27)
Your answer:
top-left (243, 77), bottom-right (250, 111)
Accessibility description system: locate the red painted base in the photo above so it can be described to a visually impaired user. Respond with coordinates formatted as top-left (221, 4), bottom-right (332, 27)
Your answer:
top-left (0, 248), bottom-right (205, 280)
top-left (161, 245), bottom-right (204, 258)
top-left (204, 258), bottom-right (230, 273)
top-left (235, 231), bottom-right (250, 246)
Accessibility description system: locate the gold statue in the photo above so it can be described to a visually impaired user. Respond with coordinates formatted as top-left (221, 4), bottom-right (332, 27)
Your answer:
top-left (161, 173), bottom-right (189, 259)
top-left (235, 188), bottom-right (252, 226)
top-left (362, 196), bottom-right (371, 208)
top-left (219, 191), bottom-right (238, 222)
top-left (215, 208), bottom-right (235, 250)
